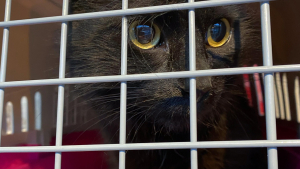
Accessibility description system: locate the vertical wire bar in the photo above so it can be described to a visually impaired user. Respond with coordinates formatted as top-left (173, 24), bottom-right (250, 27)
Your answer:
top-left (119, 0), bottom-right (128, 169)
top-left (275, 73), bottom-right (285, 120)
top-left (34, 92), bottom-right (42, 130)
top-left (54, 0), bottom-right (69, 169)
top-left (282, 73), bottom-right (291, 121)
top-left (0, 0), bottom-right (11, 145)
top-left (260, 2), bottom-right (278, 169)
top-left (21, 96), bottom-right (29, 132)
top-left (188, 1), bottom-right (198, 168)
top-left (5, 102), bottom-right (14, 135)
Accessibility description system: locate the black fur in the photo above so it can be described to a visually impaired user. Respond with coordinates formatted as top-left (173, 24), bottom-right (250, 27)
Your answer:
top-left (67, 0), bottom-right (266, 168)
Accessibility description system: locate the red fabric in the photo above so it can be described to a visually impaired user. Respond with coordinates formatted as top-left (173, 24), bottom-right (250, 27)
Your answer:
top-left (1, 122), bottom-right (300, 169)
top-left (260, 118), bottom-right (300, 169)
top-left (0, 130), bottom-right (108, 169)
top-left (243, 73), bottom-right (253, 107)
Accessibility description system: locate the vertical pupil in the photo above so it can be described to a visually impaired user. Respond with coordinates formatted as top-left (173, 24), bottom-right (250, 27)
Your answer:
top-left (135, 25), bottom-right (154, 44)
top-left (210, 21), bottom-right (226, 42)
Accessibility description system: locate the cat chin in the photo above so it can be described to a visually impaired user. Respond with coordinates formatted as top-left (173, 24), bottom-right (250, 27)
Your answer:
top-left (151, 115), bottom-right (190, 133)
top-left (144, 100), bottom-right (211, 134)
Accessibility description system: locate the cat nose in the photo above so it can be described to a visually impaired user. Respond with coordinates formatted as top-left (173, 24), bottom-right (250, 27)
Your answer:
top-left (182, 78), bottom-right (211, 101)
top-left (180, 83), bottom-right (210, 102)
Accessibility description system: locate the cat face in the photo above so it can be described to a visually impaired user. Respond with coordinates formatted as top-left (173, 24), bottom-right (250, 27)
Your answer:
top-left (68, 0), bottom-right (262, 142)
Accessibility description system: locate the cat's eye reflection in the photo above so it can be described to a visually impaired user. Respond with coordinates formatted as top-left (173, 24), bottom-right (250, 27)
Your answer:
top-left (129, 21), bottom-right (161, 49)
top-left (206, 18), bottom-right (231, 48)
top-left (136, 25), bottom-right (154, 44)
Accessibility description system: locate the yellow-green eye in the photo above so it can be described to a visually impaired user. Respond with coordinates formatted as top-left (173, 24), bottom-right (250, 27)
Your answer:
top-left (206, 18), bottom-right (231, 47)
top-left (129, 21), bottom-right (161, 49)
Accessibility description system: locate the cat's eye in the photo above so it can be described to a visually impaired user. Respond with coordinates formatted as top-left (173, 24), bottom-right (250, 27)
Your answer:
top-left (206, 18), bottom-right (231, 47)
top-left (129, 21), bottom-right (161, 49)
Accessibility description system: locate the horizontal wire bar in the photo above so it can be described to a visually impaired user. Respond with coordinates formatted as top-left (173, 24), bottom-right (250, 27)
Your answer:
top-left (0, 140), bottom-right (299, 153)
top-left (0, 0), bottom-right (271, 27)
top-left (1, 64), bottom-right (300, 88)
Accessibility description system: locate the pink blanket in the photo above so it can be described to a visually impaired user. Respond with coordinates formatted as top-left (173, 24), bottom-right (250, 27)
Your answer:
top-left (0, 130), bottom-right (108, 169)
top-left (0, 120), bottom-right (299, 169)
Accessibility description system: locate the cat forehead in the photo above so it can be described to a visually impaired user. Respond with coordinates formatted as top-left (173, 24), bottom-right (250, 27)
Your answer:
top-left (126, 6), bottom-right (249, 23)
top-left (70, 0), bottom-right (255, 19)
top-left (70, 0), bottom-right (258, 31)
top-left (128, 0), bottom-right (253, 21)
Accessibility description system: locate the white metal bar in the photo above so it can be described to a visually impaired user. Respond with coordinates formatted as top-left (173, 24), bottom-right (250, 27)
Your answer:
top-left (295, 77), bottom-right (300, 123)
top-left (260, 2), bottom-right (278, 169)
top-left (1, 65), bottom-right (300, 88)
top-left (5, 101), bottom-right (14, 135)
top-left (54, 0), bottom-right (69, 169)
top-left (0, 140), bottom-right (300, 153)
top-left (0, 0), bottom-right (272, 28)
top-left (188, 0), bottom-right (198, 168)
top-left (282, 73), bottom-right (291, 121)
top-left (21, 96), bottom-right (29, 132)
top-left (34, 92), bottom-right (42, 130)
top-left (275, 73), bottom-right (285, 120)
top-left (119, 0), bottom-right (128, 168)
top-left (0, 0), bottom-right (11, 145)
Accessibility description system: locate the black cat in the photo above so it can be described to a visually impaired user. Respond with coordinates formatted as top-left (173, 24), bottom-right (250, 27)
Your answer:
top-left (67, 0), bottom-right (266, 168)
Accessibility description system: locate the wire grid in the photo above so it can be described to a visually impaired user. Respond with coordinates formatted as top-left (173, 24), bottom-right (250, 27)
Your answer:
top-left (0, 0), bottom-right (298, 169)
